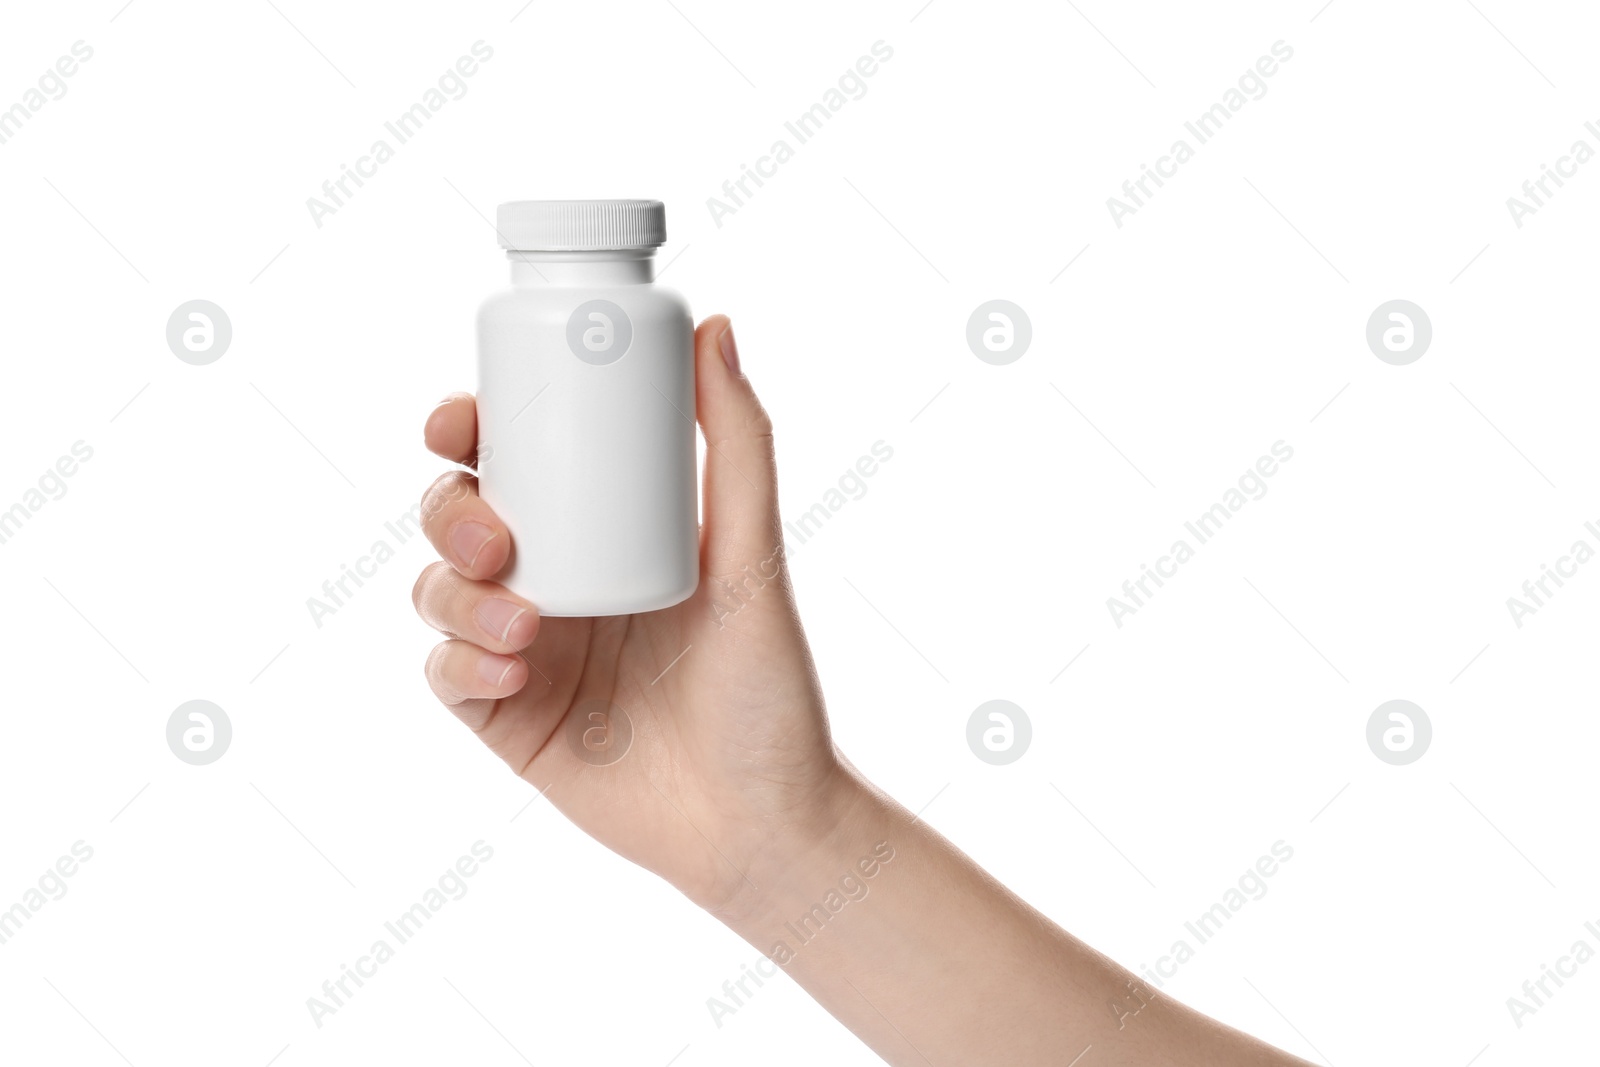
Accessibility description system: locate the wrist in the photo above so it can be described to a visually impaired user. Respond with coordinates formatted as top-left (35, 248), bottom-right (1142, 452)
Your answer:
top-left (706, 761), bottom-right (894, 936)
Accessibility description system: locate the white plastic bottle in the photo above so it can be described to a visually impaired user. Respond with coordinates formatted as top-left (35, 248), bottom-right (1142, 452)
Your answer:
top-left (476, 200), bottom-right (697, 616)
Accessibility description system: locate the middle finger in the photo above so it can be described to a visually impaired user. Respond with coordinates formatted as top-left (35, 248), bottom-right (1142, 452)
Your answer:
top-left (413, 561), bottom-right (540, 653)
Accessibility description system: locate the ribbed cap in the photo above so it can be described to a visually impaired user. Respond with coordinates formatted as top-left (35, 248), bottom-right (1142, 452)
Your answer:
top-left (496, 200), bottom-right (667, 251)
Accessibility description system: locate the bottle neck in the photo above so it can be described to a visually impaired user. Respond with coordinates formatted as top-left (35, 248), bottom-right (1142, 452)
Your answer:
top-left (509, 249), bottom-right (655, 286)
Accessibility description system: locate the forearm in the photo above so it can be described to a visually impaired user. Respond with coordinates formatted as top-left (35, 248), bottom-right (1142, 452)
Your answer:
top-left (714, 769), bottom-right (1313, 1067)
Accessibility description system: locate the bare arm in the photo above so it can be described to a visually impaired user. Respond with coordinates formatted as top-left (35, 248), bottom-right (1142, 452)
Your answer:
top-left (413, 315), bottom-right (1316, 1066)
top-left (712, 769), bottom-right (1314, 1066)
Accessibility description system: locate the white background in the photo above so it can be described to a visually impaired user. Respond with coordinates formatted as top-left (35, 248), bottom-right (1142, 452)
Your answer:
top-left (2, 1), bottom-right (1597, 1064)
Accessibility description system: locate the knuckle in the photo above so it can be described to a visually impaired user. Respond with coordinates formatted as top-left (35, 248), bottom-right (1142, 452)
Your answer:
top-left (423, 641), bottom-right (461, 703)
top-left (744, 401), bottom-right (775, 440)
top-left (421, 469), bottom-right (476, 522)
top-left (423, 640), bottom-right (447, 682)
top-left (411, 566), bottom-right (432, 614)
top-left (412, 562), bottom-right (451, 619)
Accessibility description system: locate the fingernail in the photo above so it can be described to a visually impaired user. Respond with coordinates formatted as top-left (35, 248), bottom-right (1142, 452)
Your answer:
top-left (719, 323), bottom-right (740, 375)
top-left (476, 653), bottom-right (519, 688)
top-left (475, 598), bottom-right (531, 645)
top-left (450, 522), bottom-right (496, 570)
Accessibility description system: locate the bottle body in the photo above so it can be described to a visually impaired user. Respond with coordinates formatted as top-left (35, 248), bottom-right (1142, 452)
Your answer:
top-left (476, 252), bottom-right (697, 616)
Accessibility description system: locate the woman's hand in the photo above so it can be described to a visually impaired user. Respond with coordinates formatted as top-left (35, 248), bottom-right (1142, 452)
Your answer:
top-left (414, 314), bottom-right (1319, 1067)
top-left (412, 315), bottom-right (850, 916)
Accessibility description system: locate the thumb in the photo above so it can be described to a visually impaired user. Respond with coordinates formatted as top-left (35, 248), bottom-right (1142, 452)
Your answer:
top-left (694, 315), bottom-right (782, 578)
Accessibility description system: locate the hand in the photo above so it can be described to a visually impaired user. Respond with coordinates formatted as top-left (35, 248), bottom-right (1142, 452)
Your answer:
top-left (412, 315), bottom-right (850, 914)
top-left (414, 316), bottom-right (1320, 1067)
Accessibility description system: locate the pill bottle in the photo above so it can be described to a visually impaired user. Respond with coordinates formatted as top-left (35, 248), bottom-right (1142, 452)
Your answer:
top-left (477, 199), bottom-right (697, 616)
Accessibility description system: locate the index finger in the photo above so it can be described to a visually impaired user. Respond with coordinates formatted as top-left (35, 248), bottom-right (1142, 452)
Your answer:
top-left (425, 392), bottom-right (479, 465)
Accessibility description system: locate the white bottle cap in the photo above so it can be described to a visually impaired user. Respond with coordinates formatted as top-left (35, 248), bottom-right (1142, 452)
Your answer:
top-left (496, 200), bottom-right (667, 251)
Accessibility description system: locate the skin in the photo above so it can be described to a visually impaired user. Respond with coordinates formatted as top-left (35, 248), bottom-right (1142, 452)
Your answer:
top-left (414, 314), bottom-right (1316, 1066)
